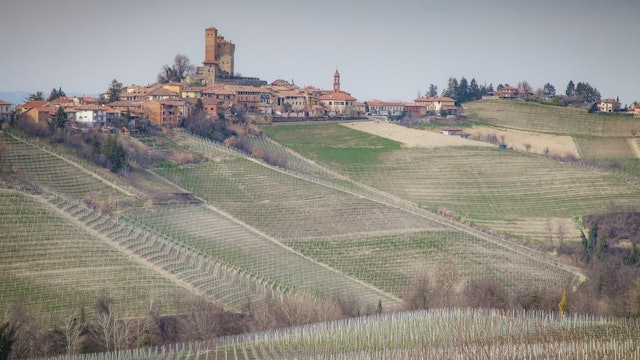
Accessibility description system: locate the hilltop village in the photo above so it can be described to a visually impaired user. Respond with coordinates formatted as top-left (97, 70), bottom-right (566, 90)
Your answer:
top-left (2, 26), bottom-right (638, 132)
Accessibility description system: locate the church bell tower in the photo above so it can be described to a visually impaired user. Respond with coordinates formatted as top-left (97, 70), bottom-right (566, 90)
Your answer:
top-left (333, 70), bottom-right (341, 93)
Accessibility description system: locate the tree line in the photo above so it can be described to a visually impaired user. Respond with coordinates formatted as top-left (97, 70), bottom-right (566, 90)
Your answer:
top-left (427, 77), bottom-right (602, 106)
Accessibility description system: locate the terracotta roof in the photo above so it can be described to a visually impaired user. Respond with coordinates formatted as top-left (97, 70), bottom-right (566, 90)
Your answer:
top-left (72, 105), bottom-right (105, 111)
top-left (147, 87), bottom-right (180, 97)
top-left (319, 91), bottom-right (356, 101)
top-left (108, 100), bottom-right (142, 108)
top-left (368, 100), bottom-right (404, 107)
top-left (601, 98), bottom-right (620, 103)
top-left (18, 100), bottom-right (49, 109)
top-left (0, 100), bottom-right (12, 105)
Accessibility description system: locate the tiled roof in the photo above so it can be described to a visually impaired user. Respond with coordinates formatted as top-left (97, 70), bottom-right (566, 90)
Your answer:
top-left (0, 100), bottom-right (11, 105)
top-left (18, 100), bottom-right (49, 109)
top-left (319, 91), bottom-right (356, 101)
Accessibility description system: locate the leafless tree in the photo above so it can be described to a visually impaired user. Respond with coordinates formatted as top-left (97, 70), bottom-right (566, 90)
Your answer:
top-left (176, 298), bottom-right (223, 341)
top-left (556, 220), bottom-right (567, 248)
top-left (524, 143), bottom-right (531, 152)
top-left (544, 218), bottom-right (554, 247)
top-left (404, 271), bottom-right (431, 310)
top-left (517, 81), bottom-right (532, 92)
top-left (61, 308), bottom-right (85, 355)
top-left (158, 54), bottom-right (195, 83)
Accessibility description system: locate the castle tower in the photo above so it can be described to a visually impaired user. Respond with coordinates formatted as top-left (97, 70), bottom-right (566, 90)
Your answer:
top-left (204, 27), bottom-right (219, 65)
top-left (333, 70), bottom-right (341, 93)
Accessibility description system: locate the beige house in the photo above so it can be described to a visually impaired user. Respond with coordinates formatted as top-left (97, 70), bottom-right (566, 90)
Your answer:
top-left (597, 98), bottom-right (621, 112)
top-left (414, 96), bottom-right (458, 114)
top-left (367, 100), bottom-right (405, 117)
top-left (0, 100), bottom-right (11, 122)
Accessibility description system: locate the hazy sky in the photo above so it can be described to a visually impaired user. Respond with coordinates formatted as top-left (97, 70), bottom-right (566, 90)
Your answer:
top-left (1, 0), bottom-right (638, 104)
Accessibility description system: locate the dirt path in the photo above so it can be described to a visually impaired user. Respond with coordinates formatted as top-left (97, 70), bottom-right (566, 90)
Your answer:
top-left (470, 126), bottom-right (579, 157)
top-left (341, 121), bottom-right (580, 158)
top-left (341, 121), bottom-right (494, 148)
top-left (629, 138), bottom-right (640, 159)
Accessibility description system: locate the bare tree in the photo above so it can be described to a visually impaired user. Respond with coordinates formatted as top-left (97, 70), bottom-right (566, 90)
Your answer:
top-left (61, 308), bottom-right (85, 355)
top-left (524, 143), bottom-right (531, 152)
top-left (158, 54), bottom-right (195, 83)
top-left (176, 298), bottom-right (223, 341)
top-left (544, 218), bottom-right (554, 247)
top-left (556, 220), bottom-right (567, 248)
top-left (404, 271), bottom-right (431, 310)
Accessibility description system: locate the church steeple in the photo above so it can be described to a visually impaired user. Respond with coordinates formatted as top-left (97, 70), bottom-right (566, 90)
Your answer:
top-left (333, 69), bottom-right (341, 93)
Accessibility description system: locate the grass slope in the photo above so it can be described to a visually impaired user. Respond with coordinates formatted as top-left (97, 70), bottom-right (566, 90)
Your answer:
top-left (465, 99), bottom-right (639, 136)
top-left (263, 123), bottom-right (640, 246)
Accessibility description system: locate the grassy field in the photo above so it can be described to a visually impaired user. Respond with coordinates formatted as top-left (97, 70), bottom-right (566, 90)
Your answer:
top-left (263, 123), bottom-right (402, 167)
top-left (465, 99), bottom-right (639, 136)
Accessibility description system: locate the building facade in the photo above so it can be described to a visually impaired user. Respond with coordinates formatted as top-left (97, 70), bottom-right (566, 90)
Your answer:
top-left (0, 100), bottom-right (11, 122)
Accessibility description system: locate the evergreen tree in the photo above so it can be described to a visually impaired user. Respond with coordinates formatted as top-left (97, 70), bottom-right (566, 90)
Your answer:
top-left (50, 106), bottom-right (67, 131)
top-left (47, 87), bottom-right (66, 101)
top-left (25, 91), bottom-right (45, 102)
top-left (102, 135), bottom-right (127, 172)
top-left (194, 98), bottom-right (204, 113)
top-left (458, 77), bottom-right (469, 102)
top-left (543, 83), bottom-right (556, 99)
top-left (0, 322), bottom-right (15, 360)
top-left (469, 78), bottom-right (480, 100)
top-left (580, 228), bottom-right (590, 263)
top-left (426, 84), bottom-right (438, 97)
top-left (566, 80), bottom-right (575, 98)
top-left (442, 77), bottom-right (459, 99)
top-left (107, 79), bottom-right (123, 103)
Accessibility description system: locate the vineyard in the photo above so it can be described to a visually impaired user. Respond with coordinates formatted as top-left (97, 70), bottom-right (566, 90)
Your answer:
top-left (4, 104), bottom-right (640, 358)
top-left (0, 189), bottom-right (196, 318)
top-left (464, 99), bottom-right (640, 137)
top-left (264, 123), bottom-right (640, 246)
top-left (36, 309), bottom-right (640, 359)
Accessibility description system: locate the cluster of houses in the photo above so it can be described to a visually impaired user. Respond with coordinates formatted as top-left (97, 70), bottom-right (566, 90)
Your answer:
top-left (1, 25), bottom-right (637, 130)
top-left (0, 70), bottom-right (466, 130)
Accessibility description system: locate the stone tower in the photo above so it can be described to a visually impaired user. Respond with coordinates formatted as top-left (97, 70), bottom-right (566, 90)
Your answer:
top-left (201, 27), bottom-right (235, 81)
top-left (333, 70), bottom-right (341, 93)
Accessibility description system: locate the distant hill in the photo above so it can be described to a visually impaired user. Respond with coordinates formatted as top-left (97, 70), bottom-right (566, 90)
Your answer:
top-left (0, 91), bottom-right (30, 105)
top-left (0, 91), bottom-right (99, 106)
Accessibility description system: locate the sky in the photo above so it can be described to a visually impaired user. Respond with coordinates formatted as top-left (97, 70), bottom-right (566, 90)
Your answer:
top-left (1, 0), bottom-right (639, 105)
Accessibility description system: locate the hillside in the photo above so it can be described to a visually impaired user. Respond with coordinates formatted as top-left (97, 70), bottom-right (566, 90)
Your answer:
top-left (2, 102), bottom-right (640, 354)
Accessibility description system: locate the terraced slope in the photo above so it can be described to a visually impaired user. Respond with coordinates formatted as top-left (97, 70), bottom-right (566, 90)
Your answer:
top-left (1, 132), bottom-right (401, 313)
top-left (0, 190), bottom-right (197, 318)
top-left (263, 123), bottom-right (640, 246)
top-left (168, 131), bottom-right (577, 296)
